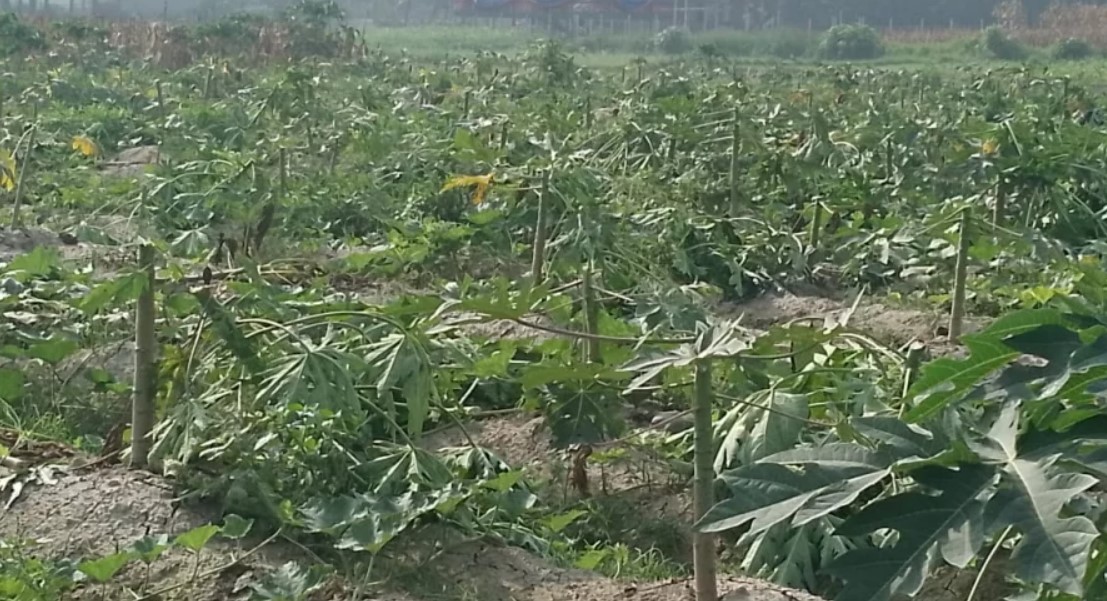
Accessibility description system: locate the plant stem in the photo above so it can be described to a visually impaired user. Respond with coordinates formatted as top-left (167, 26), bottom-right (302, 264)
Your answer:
top-left (949, 207), bottom-right (971, 341)
top-left (581, 260), bottom-right (601, 363)
top-left (729, 107), bottom-right (740, 217)
top-left (251, 148), bottom-right (283, 256)
top-left (10, 125), bottom-right (36, 229)
top-left (885, 136), bottom-right (893, 179)
top-left (692, 358), bottom-right (718, 601)
top-left (131, 244), bottom-right (157, 469)
top-left (966, 527), bottom-right (1011, 601)
top-left (901, 340), bottom-right (927, 400)
top-left (992, 180), bottom-right (1006, 231)
top-left (808, 201), bottom-right (823, 256)
top-left (531, 170), bottom-right (550, 287)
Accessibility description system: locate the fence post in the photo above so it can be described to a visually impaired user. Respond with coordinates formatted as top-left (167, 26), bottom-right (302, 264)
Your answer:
top-left (130, 244), bottom-right (157, 469)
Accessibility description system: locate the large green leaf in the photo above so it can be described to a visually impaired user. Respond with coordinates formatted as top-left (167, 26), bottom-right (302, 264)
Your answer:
top-left (1019, 415), bottom-right (1107, 458)
top-left (7, 247), bottom-right (61, 282)
top-left (759, 442), bottom-right (898, 470)
top-left (699, 459), bottom-right (891, 536)
top-left (543, 383), bottom-right (623, 447)
top-left (849, 417), bottom-right (946, 459)
top-left (972, 403), bottom-right (1098, 595)
top-left (741, 521), bottom-right (823, 592)
top-left (195, 292), bottom-right (264, 375)
top-left (904, 336), bottom-right (1019, 422)
top-left (80, 271), bottom-right (147, 315)
top-left (623, 321), bottom-right (754, 392)
top-left (828, 464), bottom-right (996, 601)
top-left (366, 332), bottom-right (432, 438)
top-left (980, 308), bottom-right (1068, 338)
top-left (740, 392), bottom-right (809, 465)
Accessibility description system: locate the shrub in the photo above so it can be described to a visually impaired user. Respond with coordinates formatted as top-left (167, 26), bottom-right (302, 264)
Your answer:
top-left (0, 13), bottom-right (46, 57)
top-left (817, 24), bottom-right (883, 60)
top-left (979, 26), bottom-right (1027, 60)
top-left (693, 29), bottom-right (816, 59)
top-left (654, 27), bottom-right (692, 55)
top-left (768, 30), bottom-right (817, 58)
top-left (1052, 37), bottom-right (1094, 60)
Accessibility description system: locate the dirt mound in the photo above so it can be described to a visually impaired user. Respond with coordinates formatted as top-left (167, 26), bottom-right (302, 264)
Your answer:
top-left (425, 413), bottom-right (696, 562)
top-left (0, 461), bottom-right (826, 601)
top-left (723, 293), bottom-right (987, 356)
top-left (0, 227), bottom-right (79, 262)
top-left (391, 534), bottom-right (825, 601)
top-left (101, 146), bottom-right (162, 177)
top-left (0, 464), bottom-right (331, 601)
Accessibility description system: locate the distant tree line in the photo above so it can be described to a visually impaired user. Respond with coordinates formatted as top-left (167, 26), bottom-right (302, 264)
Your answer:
top-left (754, 0), bottom-right (1107, 29)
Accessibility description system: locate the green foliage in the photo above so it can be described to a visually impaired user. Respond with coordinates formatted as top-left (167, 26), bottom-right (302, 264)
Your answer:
top-left (700, 305), bottom-right (1107, 601)
top-left (8, 17), bottom-right (1107, 601)
top-left (654, 27), bottom-right (693, 55)
top-left (817, 24), bottom-right (884, 60)
top-left (0, 13), bottom-right (46, 57)
top-left (1052, 37), bottom-right (1094, 60)
top-left (0, 523), bottom-right (241, 597)
top-left (0, 540), bottom-right (77, 600)
top-left (979, 26), bottom-right (1027, 60)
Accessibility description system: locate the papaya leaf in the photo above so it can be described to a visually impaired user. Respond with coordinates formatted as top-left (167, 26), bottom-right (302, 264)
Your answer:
top-left (828, 464), bottom-right (996, 601)
top-left (1002, 324), bottom-right (1082, 362)
top-left (740, 392), bottom-right (809, 465)
top-left (7, 247), bottom-right (60, 282)
top-left (698, 460), bottom-right (891, 536)
top-left (905, 336), bottom-right (1019, 422)
top-left (849, 417), bottom-right (946, 459)
top-left (759, 442), bottom-right (899, 470)
top-left (980, 308), bottom-right (1068, 338)
top-left (1019, 415), bottom-right (1107, 458)
top-left (79, 271), bottom-right (147, 315)
top-left (543, 383), bottom-right (622, 447)
top-left (27, 338), bottom-right (78, 365)
top-left (194, 292), bottom-right (263, 375)
top-left (972, 403), bottom-right (1099, 595)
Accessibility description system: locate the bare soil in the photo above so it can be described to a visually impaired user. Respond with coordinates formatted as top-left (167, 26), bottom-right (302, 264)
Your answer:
top-left (383, 529), bottom-right (826, 601)
top-left (0, 403), bottom-right (1008, 601)
top-left (0, 464), bottom-right (328, 601)
top-left (0, 459), bottom-right (822, 601)
top-left (721, 292), bottom-right (988, 357)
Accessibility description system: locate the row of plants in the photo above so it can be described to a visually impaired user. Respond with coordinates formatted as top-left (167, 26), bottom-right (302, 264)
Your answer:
top-left (4, 19), bottom-right (1107, 601)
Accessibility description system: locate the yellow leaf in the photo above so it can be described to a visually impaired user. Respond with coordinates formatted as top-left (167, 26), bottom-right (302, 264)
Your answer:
top-left (981, 138), bottom-right (998, 156)
top-left (0, 149), bottom-right (16, 192)
top-left (71, 135), bottom-right (99, 158)
top-left (442, 173), bottom-right (494, 205)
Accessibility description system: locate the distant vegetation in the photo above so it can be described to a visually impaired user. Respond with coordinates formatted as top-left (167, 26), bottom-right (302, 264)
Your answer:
top-left (6, 4), bottom-right (1107, 601)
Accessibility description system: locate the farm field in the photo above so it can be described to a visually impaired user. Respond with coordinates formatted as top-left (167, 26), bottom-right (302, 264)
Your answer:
top-left (5, 6), bottom-right (1107, 601)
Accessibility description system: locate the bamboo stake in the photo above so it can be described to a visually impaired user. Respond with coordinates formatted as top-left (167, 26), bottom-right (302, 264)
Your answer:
top-left (130, 244), bottom-right (157, 469)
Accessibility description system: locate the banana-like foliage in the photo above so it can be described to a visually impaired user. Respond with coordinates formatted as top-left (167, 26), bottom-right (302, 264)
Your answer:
top-left (700, 304), bottom-right (1107, 601)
